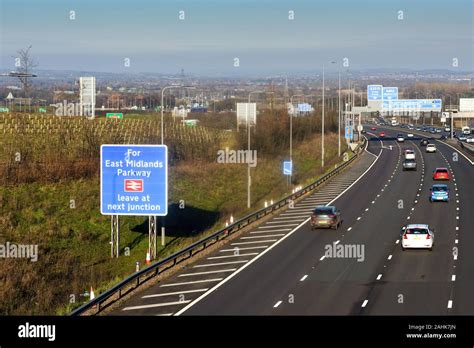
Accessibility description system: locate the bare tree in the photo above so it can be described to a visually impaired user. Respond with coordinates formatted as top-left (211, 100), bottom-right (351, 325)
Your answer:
top-left (13, 45), bottom-right (38, 97)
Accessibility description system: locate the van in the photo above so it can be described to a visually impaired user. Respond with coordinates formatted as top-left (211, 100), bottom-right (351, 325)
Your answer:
top-left (404, 149), bottom-right (416, 160)
top-left (462, 126), bottom-right (471, 135)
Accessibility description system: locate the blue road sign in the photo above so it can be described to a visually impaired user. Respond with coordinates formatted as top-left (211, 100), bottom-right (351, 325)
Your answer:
top-left (382, 87), bottom-right (398, 101)
top-left (100, 145), bottom-right (168, 216)
top-left (345, 126), bottom-right (353, 140)
top-left (297, 103), bottom-right (312, 112)
top-left (283, 161), bottom-right (293, 175)
top-left (367, 85), bottom-right (383, 101)
top-left (382, 99), bottom-right (442, 111)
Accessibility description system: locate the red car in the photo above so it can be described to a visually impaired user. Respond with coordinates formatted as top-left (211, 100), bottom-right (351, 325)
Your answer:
top-left (379, 132), bottom-right (385, 137)
top-left (433, 168), bottom-right (450, 181)
top-left (371, 127), bottom-right (377, 131)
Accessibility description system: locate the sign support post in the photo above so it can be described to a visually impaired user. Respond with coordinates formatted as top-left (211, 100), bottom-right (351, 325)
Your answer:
top-left (149, 216), bottom-right (157, 260)
top-left (111, 215), bottom-right (119, 258)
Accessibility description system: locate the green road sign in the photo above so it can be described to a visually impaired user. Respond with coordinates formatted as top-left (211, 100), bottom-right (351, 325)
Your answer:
top-left (154, 106), bottom-right (161, 112)
top-left (0, 107), bottom-right (9, 112)
top-left (38, 107), bottom-right (47, 113)
top-left (106, 113), bottom-right (123, 119)
top-left (183, 119), bottom-right (198, 126)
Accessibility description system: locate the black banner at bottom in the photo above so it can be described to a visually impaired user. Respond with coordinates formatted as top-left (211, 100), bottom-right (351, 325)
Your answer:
top-left (0, 316), bottom-right (473, 347)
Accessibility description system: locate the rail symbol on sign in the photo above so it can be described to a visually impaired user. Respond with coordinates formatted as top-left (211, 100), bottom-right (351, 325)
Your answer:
top-left (124, 179), bottom-right (143, 192)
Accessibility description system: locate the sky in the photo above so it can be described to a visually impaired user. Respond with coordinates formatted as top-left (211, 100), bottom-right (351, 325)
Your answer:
top-left (0, 0), bottom-right (472, 76)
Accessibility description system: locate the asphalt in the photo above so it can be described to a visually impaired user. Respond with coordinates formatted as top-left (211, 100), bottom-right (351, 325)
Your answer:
top-left (109, 124), bottom-right (473, 316)
top-left (109, 140), bottom-right (377, 316)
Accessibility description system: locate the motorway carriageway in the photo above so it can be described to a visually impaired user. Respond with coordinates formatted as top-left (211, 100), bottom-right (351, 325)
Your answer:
top-left (111, 126), bottom-right (473, 315)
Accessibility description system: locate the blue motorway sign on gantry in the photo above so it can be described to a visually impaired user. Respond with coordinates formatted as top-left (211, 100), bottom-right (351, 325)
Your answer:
top-left (382, 87), bottom-right (398, 101)
top-left (367, 85), bottom-right (383, 101)
top-left (100, 145), bottom-right (168, 216)
top-left (382, 99), bottom-right (442, 111)
top-left (283, 161), bottom-right (293, 175)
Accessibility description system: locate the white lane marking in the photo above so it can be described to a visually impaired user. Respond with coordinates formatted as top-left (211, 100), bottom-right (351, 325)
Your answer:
top-left (319, 255), bottom-right (325, 261)
top-left (455, 239), bottom-right (458, 244)
top-left (447, 300), bottom-right (453, 309)
top-left (288, 206), bottom-right (317, 210)
top-left (388, 255), bottom-right (392, 260)
top-left (281, 211), bottom-right (313, 216)
top-left (376, 274), bottom-right (382, 280)
top-left (175, 144), bottom-right (381, 316)
top-left (347, 227), bottom-right (352, 231)
top-left (452, 275), bottom-right (456, 282)
top-left (396, 240), bottom-right (399, 244)
top-left (123, 300), bottom-right (191, 311)
top-left (179, 269), bottom-right (237, 277)
top-left (143, 289), bottom-right (208, 298)
top-left (220, 246), bottom-right (266, 251)
top-left (361, 300), bottom-right (368, 308)
top-left (334, 240), bottom-right (340, 245)
top-left (251, 229), bottom-right (289, 234)
top-left (300, 275), bottom-right (308, 281)
top-left (231, 240), bottom-right (277, 245)
top-left (241, 234), bottom-right (285, 239)
top-left (266, 221), bottom-right (301, 225)
top-left (194, 260), bottom-right (248, 268)
top-left (365, 208), bottom-right (369, 211)
top-left (161, 279), bottom-right (223, 287)
top-left (156, 313), bottom-right (174, 316)
top-left (273, 301), bottom-right (282, 308)
top-left (208, 253), bottom-right (258, 259)
top-left (454, 254), bottom-right (458, 261)
top-left (258, 224), bottom-right (298, 229)
top-left (357, 217), bottom-right (361, 220)
top-left (273, 216), bottom-right (308, 220)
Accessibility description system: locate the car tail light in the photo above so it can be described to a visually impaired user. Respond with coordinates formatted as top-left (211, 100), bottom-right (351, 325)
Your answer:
top-left (403, 234), bottom-right (408, 239)
top-left (328, 214), bottom-right (336, 218)
top-left (426, 234), bottom-right (431, 239)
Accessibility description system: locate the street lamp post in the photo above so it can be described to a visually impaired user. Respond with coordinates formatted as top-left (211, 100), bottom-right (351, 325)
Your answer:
top-left (322, 64), bottom-right (325, 168)
top-left (338, 71), bottom-right (341, 156)
top-left (290, 94), bottom-right (304, 185)
top-left (246, 90), bottom-right (273, 209)
top-left (161, 85), bottom-right (195, 144)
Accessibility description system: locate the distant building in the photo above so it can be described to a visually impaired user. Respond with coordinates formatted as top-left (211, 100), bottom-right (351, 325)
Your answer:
top-left (79, 77), bottom-right (96, 118)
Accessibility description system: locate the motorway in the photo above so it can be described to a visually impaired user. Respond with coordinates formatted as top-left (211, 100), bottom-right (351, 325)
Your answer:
top-left (111, 125), bottom-right (473, 316)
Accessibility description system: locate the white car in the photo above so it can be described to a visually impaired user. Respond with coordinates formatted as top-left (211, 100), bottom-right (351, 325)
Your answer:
top-left (426, 144), bottom-right (436, 153)
top-left (466, 136), bottom-right (474, 143)
top-left (407, 133), bottom-right (414, 138)
top-left (404, 149), bottom-right (416, 160)
top-left (445, 127), bottom-right (451, 132)
top-left (401, 224), bottom-right (434, 251)
top-left (397, 134), bottom-right (405, 142)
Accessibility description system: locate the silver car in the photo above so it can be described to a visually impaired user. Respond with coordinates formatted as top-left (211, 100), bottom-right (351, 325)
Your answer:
top-left (402, 158), bottom-right (417, 171)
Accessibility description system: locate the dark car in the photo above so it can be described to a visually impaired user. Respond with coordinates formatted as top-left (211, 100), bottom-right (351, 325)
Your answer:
top-left (420, 138), bottom-right (429, 146)
top-left (311, 206), bottom-right (341, 230)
